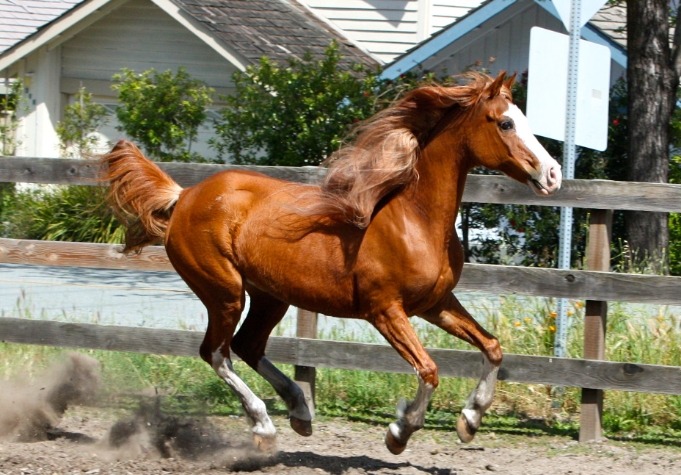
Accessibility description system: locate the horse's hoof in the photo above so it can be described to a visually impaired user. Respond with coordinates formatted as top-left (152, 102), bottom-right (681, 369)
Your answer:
top-left (290, 416), bottom-right (313, 437)
top-left (456, 413), bottom-right (477, 443)
top-left (253, 434), bottom-right (277, 453)
top-left (385, 428), bottom-right (407, 455)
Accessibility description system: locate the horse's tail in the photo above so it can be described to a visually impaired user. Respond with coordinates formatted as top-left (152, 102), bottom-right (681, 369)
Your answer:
top-left (100, 140), bottom-right (183, 254)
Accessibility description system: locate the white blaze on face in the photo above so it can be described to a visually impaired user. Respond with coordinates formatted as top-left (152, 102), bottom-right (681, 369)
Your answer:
top-left (503, 103), bottom-right (562, 195)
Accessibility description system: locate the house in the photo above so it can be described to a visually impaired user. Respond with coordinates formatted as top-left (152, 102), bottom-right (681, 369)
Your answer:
top-left (0, 0), bottom-right (628, 159)
top-left (381, 0), bottom-right (627, 84)
top-left (0, 0), bottom-right (377, 158)
top-left (298, 0), bottom-right (484, 63)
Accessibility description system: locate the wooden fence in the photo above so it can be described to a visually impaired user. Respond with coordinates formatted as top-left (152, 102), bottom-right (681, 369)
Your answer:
top-left (2, 157), bottom-right (681, 443)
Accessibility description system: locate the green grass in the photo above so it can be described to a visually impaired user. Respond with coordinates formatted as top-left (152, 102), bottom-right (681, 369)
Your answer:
top-left (1, 295), bottom-right (680, 445)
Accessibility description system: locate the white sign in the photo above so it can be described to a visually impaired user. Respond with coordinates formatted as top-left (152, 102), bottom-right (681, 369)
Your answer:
top-left (526, 27), bottom-right (611, 151)
top-left (551, 0), bottom-right (608, 31)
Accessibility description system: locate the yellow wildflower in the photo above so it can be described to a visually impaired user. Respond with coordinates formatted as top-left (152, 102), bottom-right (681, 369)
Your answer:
top-left (524, 317), bottom-right (532, 323)
top-left (574, 301), bottom-right (583, 309)
top-left (549, 325), bottom-right (556, 332)
top-left (567, 310), bottom-right (574, 316)
top-left (550, 312), bottom-right (557, 318)
top-left (514, 321), bottom-right (521, 327)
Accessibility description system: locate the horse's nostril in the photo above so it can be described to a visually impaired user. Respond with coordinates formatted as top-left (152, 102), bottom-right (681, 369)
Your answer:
top-left (548, 167), bottom-right (558, 185)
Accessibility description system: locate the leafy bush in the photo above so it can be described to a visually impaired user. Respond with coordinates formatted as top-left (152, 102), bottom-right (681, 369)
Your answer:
top-left (112, 67), bottom-right (213, 162)
top-left (670, 155), bottom-right (681, 275)
top-left (0, 185), bottom-right (124, 244)
top-left (210, 41), bottom-right (388, 166)
top-left (56, 87), bottom-right (108, 158)
top-left (0, 78), bottom-right (23, 156)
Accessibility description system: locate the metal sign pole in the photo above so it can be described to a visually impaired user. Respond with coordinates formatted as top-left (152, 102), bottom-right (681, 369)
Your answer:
top-left (554, 0), bottom-right (581, 359)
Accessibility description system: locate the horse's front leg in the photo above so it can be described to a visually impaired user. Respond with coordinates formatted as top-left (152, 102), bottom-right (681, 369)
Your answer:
top-left (371, 303), bottom-right (438, 455)
top-left (420, 292), bottom-right (502, 443)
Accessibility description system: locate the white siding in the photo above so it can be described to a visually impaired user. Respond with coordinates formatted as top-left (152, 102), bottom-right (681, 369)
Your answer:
top-left (14, 46), bottom-right (63, 158)
top-left (61, 0), bottom-right (237, 89)
top-left (421, 2), bottom-right (625, 86)
top-left (300, 0), bottom-right (479, 63)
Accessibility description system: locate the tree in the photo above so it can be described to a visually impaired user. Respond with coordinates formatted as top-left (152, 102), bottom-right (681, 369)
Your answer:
top-left (56, 87), bottom-right (108, 158)
top-left (210, 41), bottom-right (388, 166)
top-left (112, 67), bottom-right (213, 162)
top-left (0, 78), bottom-right (23, 156)
top-left (625, 0), bottom-right (681, 269)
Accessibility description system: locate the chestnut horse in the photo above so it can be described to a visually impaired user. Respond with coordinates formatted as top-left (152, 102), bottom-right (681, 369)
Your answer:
top-left (101, 72), bottom-right (561, 454)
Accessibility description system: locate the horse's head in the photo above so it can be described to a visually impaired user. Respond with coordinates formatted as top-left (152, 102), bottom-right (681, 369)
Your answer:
top-left (465, 72), bottom-right (562, 196)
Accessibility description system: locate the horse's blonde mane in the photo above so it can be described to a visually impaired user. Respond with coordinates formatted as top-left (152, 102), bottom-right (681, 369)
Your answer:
top-left (307, 73), bottom-right (500, 228)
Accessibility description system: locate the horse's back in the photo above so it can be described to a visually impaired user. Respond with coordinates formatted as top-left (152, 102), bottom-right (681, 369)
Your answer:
top-left (164, 170), bottom-right (305, 282)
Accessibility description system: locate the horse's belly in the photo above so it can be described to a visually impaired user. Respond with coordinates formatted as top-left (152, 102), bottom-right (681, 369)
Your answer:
top-left (237, 237), bottom-right (361, 318)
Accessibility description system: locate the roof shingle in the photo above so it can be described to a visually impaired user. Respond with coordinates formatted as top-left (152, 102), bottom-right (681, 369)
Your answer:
top-left (0, 0), bottom-right (377, 69)
top-left (0, 0), bottom-right (81, 53)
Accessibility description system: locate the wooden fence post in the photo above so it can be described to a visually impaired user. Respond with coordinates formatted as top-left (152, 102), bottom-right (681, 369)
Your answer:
top-left (579, 209), bottom-right (612, 442)
top-left (295, 308), bottom-right (318, 417)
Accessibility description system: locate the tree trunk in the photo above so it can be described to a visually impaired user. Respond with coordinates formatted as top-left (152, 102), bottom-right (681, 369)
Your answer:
top-left (625, 0), bottom-right (677, 270)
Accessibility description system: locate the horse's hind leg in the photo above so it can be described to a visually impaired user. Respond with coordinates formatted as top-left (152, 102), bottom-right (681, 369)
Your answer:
top-left (231, 286), bottom-right (313, 437)
top-left (370, 303), bottom-right (439, 455)
top-left (186, 273), bottom-right (277, 451)
top-left (420, 293), bottom-right (502, 443)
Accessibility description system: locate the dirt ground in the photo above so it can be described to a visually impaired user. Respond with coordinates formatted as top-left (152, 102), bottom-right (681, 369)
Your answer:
top-left (1, 408), bottom-right (680, 475)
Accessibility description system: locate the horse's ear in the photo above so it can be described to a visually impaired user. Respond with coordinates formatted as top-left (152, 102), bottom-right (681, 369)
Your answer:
top-left (488, 71), bottom-right (507, 98)
top-left (504, 72), bottom-right (517, 90)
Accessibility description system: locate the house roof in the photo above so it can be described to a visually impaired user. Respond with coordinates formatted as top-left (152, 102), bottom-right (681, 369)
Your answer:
top-left (0, 0), bottom-right (82, 53)
top-left (169, 0), bottom-right (377, 68)
top-left (589, 1), bottom-right (627, 49)
top-left (0, 0), bottom-right (378, 73)
top-left (382, 0), bottom-right (628, 80)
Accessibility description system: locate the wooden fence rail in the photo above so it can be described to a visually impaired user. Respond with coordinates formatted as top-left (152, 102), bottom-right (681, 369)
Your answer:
top-left (2, 317), bottom-right (680, 396)
top-left (2, 238), bottom-right (681, 305)
top-left (2, 157), bottom-right (681, 212)
top-left (3, 156), bottom-right (681, 443)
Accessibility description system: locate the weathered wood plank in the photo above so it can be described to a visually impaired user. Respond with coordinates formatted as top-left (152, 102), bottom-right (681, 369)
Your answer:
top-left (0, 157), bottom-right (318, 186)
top-left (158, 162), bottom-right (319, 187)
top-left (463, 176), bottom-right (681, 213)
top-left (0, 317), bottom-right (203, 357)
top-left (0, 238), bottom-right (174, 271)
top-left (290, 339), bottom-right (681, 395)
top-left (2, 238), bottom-right (681, 305)
top-left (2, 157), bottom-right (681, 211)
top-left (295, 308), bottom-right (319, 412)
top-left (2, 318), bottom-right (681, 395)
top-left (0, 157), bottom-right (102, 185)
top-left (457, 264), bottom-right (681, 306)
top-left (580, 209), bottom-right (612, 442)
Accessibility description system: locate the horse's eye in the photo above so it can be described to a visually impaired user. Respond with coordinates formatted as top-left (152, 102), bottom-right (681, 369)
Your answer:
top-left (500, 119), bottom-right (514, 131)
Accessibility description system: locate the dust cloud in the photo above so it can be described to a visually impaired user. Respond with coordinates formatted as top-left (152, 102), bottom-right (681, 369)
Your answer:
top-left (0, 351), bottom-right (268, 467)
top-left (0, 352), bottom-right (100, 442)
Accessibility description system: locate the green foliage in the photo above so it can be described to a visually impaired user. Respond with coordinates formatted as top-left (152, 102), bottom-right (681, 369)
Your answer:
top-left (210, 41), bottom-right (388, 166)
top-left (0, 78), bottom-right (23, 156)
top-left (56, 87), bottom-right (108, 158)
top-left (0, 185), bottom-right (124, 243)
top-left (112, 67), bottom-right (214, 162)
top-left (670, 155), bottom-right (681, 275)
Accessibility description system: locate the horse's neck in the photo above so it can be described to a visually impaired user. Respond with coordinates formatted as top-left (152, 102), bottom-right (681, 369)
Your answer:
top-left (401, 136), bottom-right (470, 242)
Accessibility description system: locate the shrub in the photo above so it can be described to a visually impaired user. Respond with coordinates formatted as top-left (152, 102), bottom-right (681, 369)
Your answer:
top-left (0, 78), bottom-right (23, 156)
top-left (56, 87), bottom-right (108, 158)
top-left (112, 67), bottom-right (213, 162)
top-left (210, 41), bottom-right (387, 166)
top-left (0, 185), bottom-right (124, 244)
top-left (670, 155), bottom-right (681, 275)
